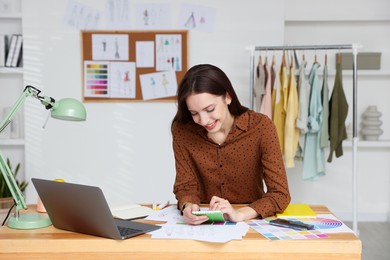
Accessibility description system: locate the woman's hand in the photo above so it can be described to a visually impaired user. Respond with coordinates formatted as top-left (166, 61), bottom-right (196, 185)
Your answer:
top-left (209, 196), bottom-right (258, 222)
top-left (182, 203), bottom-right (209, 225)
top-left (209, 196), bottom-right (241, 222)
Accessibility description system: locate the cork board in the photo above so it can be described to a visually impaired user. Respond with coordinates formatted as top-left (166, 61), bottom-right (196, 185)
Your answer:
top-left (81, 30), bottom-right (188, 102)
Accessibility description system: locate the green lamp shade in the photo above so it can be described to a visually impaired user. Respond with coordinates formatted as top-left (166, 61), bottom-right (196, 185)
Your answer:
top-left (51, 98), bottom-right (86, 121)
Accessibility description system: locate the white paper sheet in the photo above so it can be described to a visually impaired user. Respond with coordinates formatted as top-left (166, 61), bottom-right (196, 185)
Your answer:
top-left (146, 205), bottom-right (249, 243)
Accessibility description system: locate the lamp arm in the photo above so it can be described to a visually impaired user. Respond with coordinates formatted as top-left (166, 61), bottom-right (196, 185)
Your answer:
top-left (0, 86), bottom-right (56, 133)
top-left (0, 89), bottom-right (29, 134)
top-left (0, 151), bottom-right (27, 212)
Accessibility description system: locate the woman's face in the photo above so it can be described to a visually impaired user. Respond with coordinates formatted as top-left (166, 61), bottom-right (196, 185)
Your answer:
top-left (186, 92), bottom-right (232, 133)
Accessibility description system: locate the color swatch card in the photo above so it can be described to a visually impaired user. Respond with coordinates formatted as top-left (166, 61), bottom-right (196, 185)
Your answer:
top-left (84, 61), bottom-right (110, 97)
top-left (249, 214), bottom-right (354, 240)
top-left (249, 219), bottom-right (328, 240)
top-left (276, 204), bottom-right (317, 218)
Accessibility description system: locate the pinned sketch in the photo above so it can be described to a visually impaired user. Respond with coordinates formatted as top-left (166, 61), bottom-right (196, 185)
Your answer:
top-left (84, 61), bottom-right (110, 98)
top-left (155, 34), bottom-right (182, 71)
top-left (63, 0), bottom-right (101, 30)
top-left (105, 0), bottom-right (131, 29)
top-left (140, 71), bottom-right (177, 100)
top-left (136, 41), bottom-right (154, 68)
top-left (179, 3), bottom-right (216, 32)
top-left (135, 3), bottom-right (172, 29)
top-left (92, 34), bottom-right (129, 61)
top-left (110, 62), bottom-right (136, 98)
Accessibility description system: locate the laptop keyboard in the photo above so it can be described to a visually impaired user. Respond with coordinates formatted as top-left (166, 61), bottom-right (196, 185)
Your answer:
top-left (117, 226), bottom-right (143, 237)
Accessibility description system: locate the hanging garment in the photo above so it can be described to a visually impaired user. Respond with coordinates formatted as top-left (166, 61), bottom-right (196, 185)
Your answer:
top-left (284, 61), bottom-right (299, 168)
top-left (302, 62), bottom-right (325, 181)
top-left (260, 62), bottom-right (272, 119)
top-left (273, 55), bottom-right (288, 153)
top-left (253, 57), bottom-right (265, 112)
top-left (328, 56), bottom-right (349, 162)
top-left (320, 63), bottom-right (330, 148)
top-left (271, 57), bottom-right (281, 133)
top-left (295, 60), bottom-right (311, 159)
top-left (271, 56), bottom-right (281, 119)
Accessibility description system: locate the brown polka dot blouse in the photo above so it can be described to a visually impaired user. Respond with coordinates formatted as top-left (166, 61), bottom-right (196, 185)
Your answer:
top-left (172, 110), bottom-right (291, 218)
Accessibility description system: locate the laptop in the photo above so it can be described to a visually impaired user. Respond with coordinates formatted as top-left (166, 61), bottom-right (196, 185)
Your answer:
top-left (32, 178), bottom-right (161, 240)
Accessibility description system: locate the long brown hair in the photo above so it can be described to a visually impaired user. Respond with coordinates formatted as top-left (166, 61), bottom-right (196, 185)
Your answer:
top-left (172, 64), bottom-right (247, 126)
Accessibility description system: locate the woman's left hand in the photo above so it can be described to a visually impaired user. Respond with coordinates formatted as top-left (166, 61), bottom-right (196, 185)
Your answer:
top-left (209, 195), bottom-right (242, 222)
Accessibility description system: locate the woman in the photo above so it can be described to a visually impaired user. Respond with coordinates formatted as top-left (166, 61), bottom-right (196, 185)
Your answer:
top-left (172, 64), bottom-right (290, 225)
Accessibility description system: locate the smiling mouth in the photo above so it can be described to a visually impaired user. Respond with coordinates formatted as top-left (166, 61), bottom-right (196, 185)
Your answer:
top-left (204, 120), bottom-right (217, 131)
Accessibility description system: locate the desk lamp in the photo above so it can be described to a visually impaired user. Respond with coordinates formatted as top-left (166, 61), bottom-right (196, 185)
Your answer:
top-left (0, 85), bottom-right (86, 229)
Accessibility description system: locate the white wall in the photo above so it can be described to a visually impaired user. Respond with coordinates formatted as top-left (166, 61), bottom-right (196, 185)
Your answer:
top-left (22, 0), bottom-right (284, 204)
top-left (21, 0), bottom-right (390, 222)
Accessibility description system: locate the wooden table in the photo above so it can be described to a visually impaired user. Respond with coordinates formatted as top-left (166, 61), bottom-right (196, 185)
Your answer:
top-left (0, 205), bottom-right (361, 259)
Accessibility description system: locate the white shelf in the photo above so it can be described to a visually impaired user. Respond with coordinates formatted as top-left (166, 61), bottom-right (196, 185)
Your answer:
top-left (343, 140), bottom-right (390, 148)
top-left (285, 18), bottom-right (390, 23)
top-left (294, 69), bottom-right (390, 77)
top-left (338, 70), bottom-right (390, 77)
top-left (0, 139), bottom-right (24, 146)
top-left (0, 13), bottom-right (22, 19)
top-left (0, 67), bottom-right (23, 74)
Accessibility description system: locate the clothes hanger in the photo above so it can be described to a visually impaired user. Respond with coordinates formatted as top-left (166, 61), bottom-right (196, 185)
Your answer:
top-left (256, 54), bottom-right (262, 77)
top-left (281, 50), bottom-right (286, 67)
top-left (272, 53), bottom-right (276, 66)
top-left (325, 52), bottom-right (328, 65)
top-left (337, 49), bottom-right (341, 64)
top-left (258, 54), bottom-right (263, 65)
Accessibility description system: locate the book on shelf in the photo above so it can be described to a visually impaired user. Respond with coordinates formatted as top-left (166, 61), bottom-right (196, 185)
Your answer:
top-left (276, 203), bottom-right (317, 218)
top-left (5, 34), bottom-right (22, 67)
top-left (11, 34), bottom-right (22, 67)
top-left (0, 34), bottom-right (9, 67)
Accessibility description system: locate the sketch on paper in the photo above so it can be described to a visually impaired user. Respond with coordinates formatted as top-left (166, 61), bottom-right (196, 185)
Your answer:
top-left (140, 71), bottom-right (177, 100)
top-left (84, 61), bottom-right (110, 98)
top-left (92, 34), bottom-right (129, 61)
top-left (105, 0), bottom-right (131, 29)
top-left (179, 3), bottom-right (216, 32)
top-left (155, 34), bottom-right (182, 71)
top-left (63, 0), bottom-right (101, 30)
top-left (110, 62), bottom-right (136, 98)
top-left (135, 3), bottom-right (172, 29)
top-left (136, 41), bottom-right (155, 68)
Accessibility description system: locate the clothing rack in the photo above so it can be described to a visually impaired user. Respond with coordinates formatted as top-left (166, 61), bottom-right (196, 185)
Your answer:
top-left (248, 44), bottom-right (361, 235)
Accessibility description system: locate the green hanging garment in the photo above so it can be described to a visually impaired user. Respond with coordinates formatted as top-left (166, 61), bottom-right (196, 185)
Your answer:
top-left (327, 55), bottom-right (349, 162)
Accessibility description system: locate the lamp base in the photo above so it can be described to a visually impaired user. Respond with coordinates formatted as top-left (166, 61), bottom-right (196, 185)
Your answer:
top-left (7, 212), bottom-right (52, 229)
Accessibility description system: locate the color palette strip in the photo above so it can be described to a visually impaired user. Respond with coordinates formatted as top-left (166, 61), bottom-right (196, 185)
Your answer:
top-left (84, 61), bottom-right (109, 97)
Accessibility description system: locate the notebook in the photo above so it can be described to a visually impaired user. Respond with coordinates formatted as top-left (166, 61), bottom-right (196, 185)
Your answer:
top-left (32, 178), bottom-right (161, 240)
top-left (192, 210), bottom-right (225, 222)
top-left (109, 202), bottom-right (155, 220)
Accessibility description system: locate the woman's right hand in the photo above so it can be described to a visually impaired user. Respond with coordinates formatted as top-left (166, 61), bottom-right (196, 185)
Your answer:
top-left (182, 203), bottom-right (209, 225)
